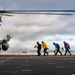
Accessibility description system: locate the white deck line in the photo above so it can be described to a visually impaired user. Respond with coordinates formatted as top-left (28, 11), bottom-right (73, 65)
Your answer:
top-left (23, 65), bottom-right (30, 66)
top-left (0, 57), bottom-right (15, 64)
top-left (49, 63), bottom-right (55, 64)
top-left (21, 69), bottom-right (32, 72)
top-left (56, 66), bottom-right (65, 68)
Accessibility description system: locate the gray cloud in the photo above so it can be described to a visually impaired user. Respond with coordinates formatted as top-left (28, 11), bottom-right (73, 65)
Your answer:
top-left (0, 0), bottom-right (75, 52)
top-left (1, 14), bottom-right (75, 41)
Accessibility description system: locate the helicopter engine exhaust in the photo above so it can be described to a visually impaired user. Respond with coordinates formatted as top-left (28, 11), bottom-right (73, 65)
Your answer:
top-left (2, 42), bottom-right (9, 51)
top-left (1, 39), bottom-right (9, 51)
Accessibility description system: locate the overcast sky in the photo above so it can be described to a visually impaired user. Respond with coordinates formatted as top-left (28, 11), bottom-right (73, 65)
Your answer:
top-left (0, 0), bottom-right (75, 53)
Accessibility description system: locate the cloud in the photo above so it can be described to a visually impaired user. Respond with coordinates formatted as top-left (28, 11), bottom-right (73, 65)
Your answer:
top-left (0, 0), bottom-right (75, 52)
top-left (1, 14), bottom-right (75, 41)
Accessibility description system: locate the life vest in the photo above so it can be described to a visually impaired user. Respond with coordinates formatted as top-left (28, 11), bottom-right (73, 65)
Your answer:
top-left (54, 50), bottom-right (56, 55)
top-left (34, 45), bottom-right (37, 48)
top-left (65, 43), bottom-right (69, 48)
top-left (61, 47), bottom-right (64, 50)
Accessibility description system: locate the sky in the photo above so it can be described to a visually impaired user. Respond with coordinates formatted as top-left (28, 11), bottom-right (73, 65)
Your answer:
top-left (0, 0), bottom-right (75, 53)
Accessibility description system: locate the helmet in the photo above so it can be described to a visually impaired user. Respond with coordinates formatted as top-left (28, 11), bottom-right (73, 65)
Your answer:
top-left (53, 42), bottom-right (55, 45)
top-left (41, 41), bottom-right (44, 43)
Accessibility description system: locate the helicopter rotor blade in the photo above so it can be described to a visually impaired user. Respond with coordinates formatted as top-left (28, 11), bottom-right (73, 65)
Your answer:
top-left (0, 10), bottom-right (75, 13)
top-left (0, 11), bottom-right (73, 15)
top-left (0, 10), bottom-right (75, 15)
top-left (7, 12), bottom-right (72, 15)
top-left (0, 9), bottom-right (75, 13)
top-left (3, 14), bottom-right (14, 16)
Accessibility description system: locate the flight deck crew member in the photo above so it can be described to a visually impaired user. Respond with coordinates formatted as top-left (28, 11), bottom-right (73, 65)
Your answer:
top-left (36, 41), bottom-right (42, 56)
top-left (41, 41), bottom-right (49, 56)
top-left (53, 42), bottom-right (62, 56)
top-left (63, 41), bottom-right (71, 56)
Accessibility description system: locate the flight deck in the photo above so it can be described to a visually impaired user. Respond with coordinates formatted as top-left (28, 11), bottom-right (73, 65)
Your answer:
top-left (0, 55), bottom-right (75, 75)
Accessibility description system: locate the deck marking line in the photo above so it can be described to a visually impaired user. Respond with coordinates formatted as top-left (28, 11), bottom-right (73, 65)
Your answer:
top-left (56, 66), bottom-right (65, 68)
top-left (23, 65), bottom-right (30, 66)
top-left (0, 57), bottom-right (15, 63)
top-left (49, 63), bottom-right (55, 64)
top-left (21, 69), bottom-right (32, 72)
top-left (71, 74), bottom-right (75, 75)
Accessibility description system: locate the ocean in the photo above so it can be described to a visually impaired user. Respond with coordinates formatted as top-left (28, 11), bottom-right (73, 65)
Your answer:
top-left (28, 49), bottom-right (75, 54)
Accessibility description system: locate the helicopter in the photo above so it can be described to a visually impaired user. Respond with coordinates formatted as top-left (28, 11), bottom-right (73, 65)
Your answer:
top-left (0, 35), bottom-right (11, 51)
